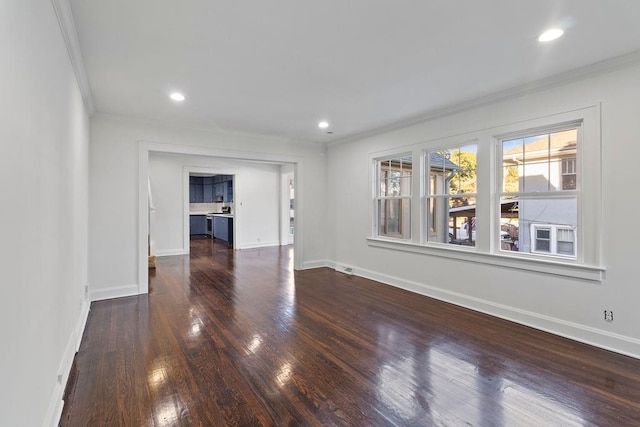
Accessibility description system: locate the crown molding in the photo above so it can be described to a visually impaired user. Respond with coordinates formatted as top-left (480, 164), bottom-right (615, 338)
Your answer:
top-left (50, 0), bottom-right (95, 115)
top-left (327, 49), bottom-right (640, 147)
top-left (92, 111), bottom-right (321, 148)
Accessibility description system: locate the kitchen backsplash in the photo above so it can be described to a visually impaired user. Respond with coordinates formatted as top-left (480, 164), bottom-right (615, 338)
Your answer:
top-left (190, 203), bottom-right (233, 214)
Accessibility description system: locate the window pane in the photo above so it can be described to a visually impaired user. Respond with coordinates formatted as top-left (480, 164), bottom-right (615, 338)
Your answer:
top-left (429, 152), bottom-right (447, 194)
top-left (502, 165), bottom-right (520, 193)
top-left (535, 237), bottom-right (551, 252)
top-left (502, 138), bottom-right (523, 192)
top-left (556, 228), bottom-right (575, 256)
top-left (557, 241), bottom-right (574, 255)
top-left (557, 228), bottom-right (574, 242)
top-left (536, 229), bottom-right (550, 239)
top-left (427, 198), bottom-right (445, 241)
top-left (428, 145), bottom-right (477, 195)
top-left (502, 129), bottom-right (578, 194)
top-left (379, 157), bottom-right (412, 197)
top-left (561, 158), bottom-right (577, 190)
top-left (523, 134), bottom-right (550, 192)
top-left (503, 195), bottom-right (577, 256)
top-left (499, 195), bottom-right (577, 256)
top-left (378, 198), bottom-right (411, 239)
top-left (427, 196), bottom-right (476, 246)
top-left (499, 197), bottom-right (520, 251)
top-left (562, 174), bottom-right (576, 190)
top-left (450, 145), bottom-right (478, 194)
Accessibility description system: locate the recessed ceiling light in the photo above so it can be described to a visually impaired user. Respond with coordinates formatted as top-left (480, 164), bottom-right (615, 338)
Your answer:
top-left (318, 121), bottom-right (329, 129)
top-left (538, 28), bottom-right (564, 42)
top-left (170, 92), bottom-right (186, 102)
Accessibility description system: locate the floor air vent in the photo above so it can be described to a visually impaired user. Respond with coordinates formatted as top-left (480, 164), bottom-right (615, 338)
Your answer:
top-left (336, 265), bottom-right (354, 275)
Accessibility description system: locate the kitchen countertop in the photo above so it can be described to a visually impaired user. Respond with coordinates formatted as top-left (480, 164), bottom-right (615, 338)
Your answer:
top-left (190, 212), bottom-right (234, 218)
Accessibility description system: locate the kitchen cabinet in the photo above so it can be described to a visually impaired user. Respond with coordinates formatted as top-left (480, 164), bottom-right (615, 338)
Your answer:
top-left (214, 175), bottom-right (233, 202)
top-left (213, 216), bottom-right (233, 245)
top-left (214, 182), bottom-right (223, 199)
top-left (196, 178), bottom-right (204, 202)
top-left (189, 215), bottom-right (207, 235)
top-left (189, 177), bottom-right (197, 203)
top-left (226, 178), bottom-right (233, 202)
top-left (190, 175), bottom-right (232, 203)
top-left (203, 177), bottom-right (214, 203)
top-left (189, 183), bottom-right (195, 202)
top-left (189, 177), bottom-right (204, 203)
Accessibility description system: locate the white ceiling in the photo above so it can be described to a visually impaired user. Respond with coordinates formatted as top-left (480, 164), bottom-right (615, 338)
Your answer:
top-left (69, 0), bottom-right (640, 143)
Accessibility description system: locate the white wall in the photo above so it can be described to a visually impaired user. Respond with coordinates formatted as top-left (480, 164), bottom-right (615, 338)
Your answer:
top-left (326, 61), bottom-right (640, 358)
top-left (149, 152), bottom-right (282, 253)
top-left (0, 1), bottom-right (90, 425)
top-left (90, 114), bottom-right (327, 298)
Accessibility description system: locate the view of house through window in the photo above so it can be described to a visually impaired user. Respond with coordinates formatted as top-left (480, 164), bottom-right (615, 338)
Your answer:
top-left (500, 128), bottom-right (578, 257)
top-left (426, 145), bottom-right (478, 246)
top-left (376, 156), bottom-right (412, 239)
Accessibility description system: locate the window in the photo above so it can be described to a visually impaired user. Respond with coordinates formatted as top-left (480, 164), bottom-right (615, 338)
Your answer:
top-left (426, 145), bottom-right (477, 246)
top-left (561, 158), bottom-right (577, 190)
top-left (368, 106), bottom-right (602, 279)
top-left (530, 224), bottom-right (576, 257)
top-left (376, 156), bottom-right (412, 239)
top-left (499, 127), bottom-right (578, 258)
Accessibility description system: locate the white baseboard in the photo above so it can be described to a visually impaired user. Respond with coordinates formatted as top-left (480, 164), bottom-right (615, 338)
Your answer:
top-left (43, 382), bottom-right (64, 427)
top-left (155, 248), bottom-right (187, 257)
top-left (301, 259), bottom-right (332, 270)
top-left (44, 298), bottom-right (91, 427)
top-left (236, 241), bottom-right (280, 250)
top-left (90, 284), bottom-right (139, 302)
top-left (323, 260), bottom-right (640, 360)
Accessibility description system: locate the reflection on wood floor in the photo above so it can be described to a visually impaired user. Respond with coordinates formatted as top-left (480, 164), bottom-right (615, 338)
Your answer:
top-left (61, 238), bottom-right (640, 426)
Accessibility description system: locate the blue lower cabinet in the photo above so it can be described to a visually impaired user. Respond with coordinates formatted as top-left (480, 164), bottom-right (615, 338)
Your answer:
top-left (190, 215), bottom-right (207, 235)
top-left (213, 216), bottom-right (233, 245)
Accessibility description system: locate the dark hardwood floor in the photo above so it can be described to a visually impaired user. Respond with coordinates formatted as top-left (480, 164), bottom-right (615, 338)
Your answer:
top-left (61, 238), bottom-right (640, 426)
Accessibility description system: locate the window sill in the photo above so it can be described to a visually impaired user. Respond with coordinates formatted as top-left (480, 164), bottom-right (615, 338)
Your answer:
top-left (366, 237), bottom-right (605, 282)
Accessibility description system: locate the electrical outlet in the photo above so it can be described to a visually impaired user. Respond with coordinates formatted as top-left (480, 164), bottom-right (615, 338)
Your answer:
top-left (604, 310), bottom-right (614, 322)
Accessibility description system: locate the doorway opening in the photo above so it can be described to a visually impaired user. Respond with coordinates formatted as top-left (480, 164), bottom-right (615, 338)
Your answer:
top-left (139, 141), bottom-right (304, 295)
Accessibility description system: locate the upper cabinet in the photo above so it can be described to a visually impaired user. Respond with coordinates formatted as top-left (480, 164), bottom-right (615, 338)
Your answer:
top-left (189, 175), bottom-right (233, 203)
top-left (203, 177), bottom-right (214, 203)
top-left (189, 177), bottom-right (204, 203)
top-left (226, 178), bottom-right (233, 202)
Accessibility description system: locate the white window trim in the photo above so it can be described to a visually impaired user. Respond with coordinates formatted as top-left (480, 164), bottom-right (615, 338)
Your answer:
top-left (366, 236), bottom-right (604, 281)
top-left (495, 122), bottom-right (581, 262)
top-left (368, 105), bottom-right (604, 282)
top-left (491, 107), bottom-right (601, 267)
